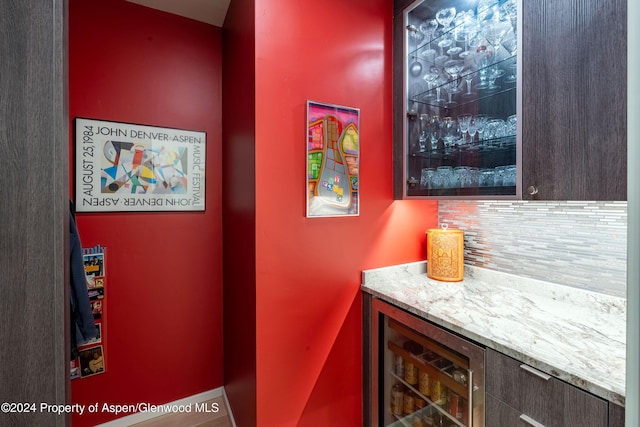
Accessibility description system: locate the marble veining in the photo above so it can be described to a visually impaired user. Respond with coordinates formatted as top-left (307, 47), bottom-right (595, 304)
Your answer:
top-left (362, 261), bottom-right (626, 406)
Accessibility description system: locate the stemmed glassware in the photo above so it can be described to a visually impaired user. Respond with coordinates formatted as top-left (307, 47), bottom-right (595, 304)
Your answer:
top-left (405, 3), bottom-right (519, 193)
top-left (467, 117), bottom-right (478, 148)
top-left (435, 7), bottom-right (457, 33)
top-left (418, 113), bottom-right (430, 152)
top-left (477, 0), bottom-right (497, 23)
top-left (474, 114), bottom-right (489, 146)
top-left (459, 17), bottom-right (479, 59)
top-left (419, 19), bottom-right (439, 59)
top-left (500, 0), bottom-right (518, 34)
top-left (428, 115), bottom-right (441, 150)
top-left (473, 43), bottom-right (494, 90)
top-left (447, 46), bottom-right (463, 60)
top-left (462, 64), bottom-right (477, 96)
top-left (457, 114), bottom-right (472, 144)
top-left (422, 65), bottom-right (441, 100)
top-left (436, 36), bottom-right (454, 64)
top-left (444, 59), bottom-right (464, 106)
top-left (483, 19), bottom-right (512, 61)
top-left (433, 74), bottom-right (447, 105)
top-left (501, 32), bottom-right (518, 83)
top-left (487, 67), bottom-right (505, 90)
top-left (441, 116), bottom-right (458, 153)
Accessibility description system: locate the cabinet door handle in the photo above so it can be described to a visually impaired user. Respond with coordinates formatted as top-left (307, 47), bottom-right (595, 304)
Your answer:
top-left (519, 364), bottom-right (551, 381)
top-left (519, 414), bottom-right (547, 427)
top-left (526, 185), bottom-right (539, 195)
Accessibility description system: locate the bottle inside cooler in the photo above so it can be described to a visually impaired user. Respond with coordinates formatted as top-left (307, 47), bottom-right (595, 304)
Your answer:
top-left (383, 317), bottom-right (471, 427)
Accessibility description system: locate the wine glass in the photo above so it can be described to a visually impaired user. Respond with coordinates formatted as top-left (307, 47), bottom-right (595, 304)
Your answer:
top-left (422, 65), bottom-right (441, 100)
top-left (447, 46), bottom-right (463, 60)
top-left (474, 114), bottom-right (489, 146)
top-left (483, 19), bottom-right (512, 60)
top-left (433, 74), bottom-right (447, 105)
top-left (487, 67), bottom-right (505, 90)
top-left (459, 19), bottom-right (480, 59)
top-left (453, 11), bottom-right (471, 45)
top-left (462, 64), bottom-right (477, 96)
top-left (435, 7), bottom-right (457, 33)
top-left (444, 59), bottom-right (464, 98)
top-left (428, 115), bottom-right (442, 150)
top-left (473, 44), bottom-right (494, 89)
top-left (458, 114), bottom-right (472, 143)
top-left (419, 19), bottom-right (439, 58)
top-left (477, 0), bottom-right (497, 23)
top-left (501, 34), bottom-right (518, 83)
top-left (441, 116), bottom-right (458, 152)
top-left (500, 0), bottom-right (518, 33)
top-left (444, 59), bottom-right (464, 93)
top-left (467, 117), bottom-right (478, 147)
top-left (436, 35), bottom-right (454, 59)
top-left (418, 113), bottom-right (430, 152)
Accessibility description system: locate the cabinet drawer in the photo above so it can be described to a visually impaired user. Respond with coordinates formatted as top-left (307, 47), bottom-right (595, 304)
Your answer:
top-left (485, 393), bottom-right (521, 427)
top-left (486, 348), bottom-right (563, 426)
top-left (608, 402), bottom-right (625, 427)
top-left (563, 384), bottom-right (608, 427)
top-left (486, 348), bottom-right (609, 427)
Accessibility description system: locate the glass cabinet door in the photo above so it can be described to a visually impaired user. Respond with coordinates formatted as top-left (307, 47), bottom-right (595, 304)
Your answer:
top-left (402, 0), bottom-right (520, 198)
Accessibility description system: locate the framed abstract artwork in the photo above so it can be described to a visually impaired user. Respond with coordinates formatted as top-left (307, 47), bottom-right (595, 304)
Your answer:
top-left (306, 100), bottom-right (360, 217)
top-left (74, 118), bottom-right (206, 212)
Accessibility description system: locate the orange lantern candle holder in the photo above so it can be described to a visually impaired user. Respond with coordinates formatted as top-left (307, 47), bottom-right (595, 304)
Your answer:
top-left (426, 223), bottom-right (464, 282)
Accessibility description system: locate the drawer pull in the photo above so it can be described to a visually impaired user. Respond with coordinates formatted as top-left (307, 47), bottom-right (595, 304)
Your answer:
top-left (519, 414), bottom-right (547, 427)
top-left (519, 364), bottom-right (551, 381)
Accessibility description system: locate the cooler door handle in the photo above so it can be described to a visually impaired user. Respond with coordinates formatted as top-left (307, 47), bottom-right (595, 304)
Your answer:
top-left (467, 369), bottom-right (473, 426)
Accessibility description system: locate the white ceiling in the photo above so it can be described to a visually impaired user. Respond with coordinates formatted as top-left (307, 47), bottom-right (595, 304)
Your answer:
top-left (126, 0), bottom-right (230, 27)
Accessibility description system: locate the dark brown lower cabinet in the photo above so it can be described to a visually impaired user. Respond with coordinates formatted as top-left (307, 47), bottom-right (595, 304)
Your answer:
top-left (485, 348), bottom-right (618, 427)
top-left (485, 393), bottom-right (522, 427)
top-left (563, 383), bottom-right (608, 427)
top-left (609, 403), bottom-right (625, 427)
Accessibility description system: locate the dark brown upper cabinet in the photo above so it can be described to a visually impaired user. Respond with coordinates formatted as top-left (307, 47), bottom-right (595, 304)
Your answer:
top-left (393, 0), bottom-right (627, 201)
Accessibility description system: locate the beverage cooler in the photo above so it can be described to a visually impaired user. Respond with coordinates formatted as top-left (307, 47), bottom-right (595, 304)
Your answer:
top-left (367, 297), bottom-right (485, 427)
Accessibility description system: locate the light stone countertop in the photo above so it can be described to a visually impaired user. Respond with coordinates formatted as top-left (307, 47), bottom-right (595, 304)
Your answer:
top-left (361, 261), bottom-right (626, 406)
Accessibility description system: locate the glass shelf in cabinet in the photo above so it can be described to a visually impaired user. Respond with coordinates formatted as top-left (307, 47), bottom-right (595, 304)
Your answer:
top-left (408, 134), bottom-right (516, 159)
top-left (407, 55), bottom-right (516, 106)
top-left (409, 84), bottom-right (515, 111)
top-left (407, 186), bottom-right (517, 198)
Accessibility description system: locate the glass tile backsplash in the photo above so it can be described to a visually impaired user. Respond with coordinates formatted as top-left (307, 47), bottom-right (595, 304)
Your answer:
top-left (439, 201), bottom-right (627, 297)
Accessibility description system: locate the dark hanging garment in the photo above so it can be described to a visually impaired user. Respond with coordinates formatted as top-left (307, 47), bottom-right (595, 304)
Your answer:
top-left (69, 210), bottom-right (97, 359)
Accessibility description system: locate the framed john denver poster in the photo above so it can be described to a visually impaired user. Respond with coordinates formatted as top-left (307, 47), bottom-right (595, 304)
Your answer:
top-left (74, 118), bottom-right (206, 212)
top-left (306, 100), bottom-right (360, 218)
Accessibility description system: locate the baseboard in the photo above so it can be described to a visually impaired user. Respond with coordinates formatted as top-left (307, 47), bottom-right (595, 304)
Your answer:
top-left (94, 387), bottom-right (225, 426)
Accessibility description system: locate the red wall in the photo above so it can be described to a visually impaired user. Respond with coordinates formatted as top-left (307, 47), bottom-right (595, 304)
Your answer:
top-left (249, 0), bottom-right (438, 425)
top-left (221, 0), bottom-right (258, 425)
top-left (68, 1), bottom-right (223, 425)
